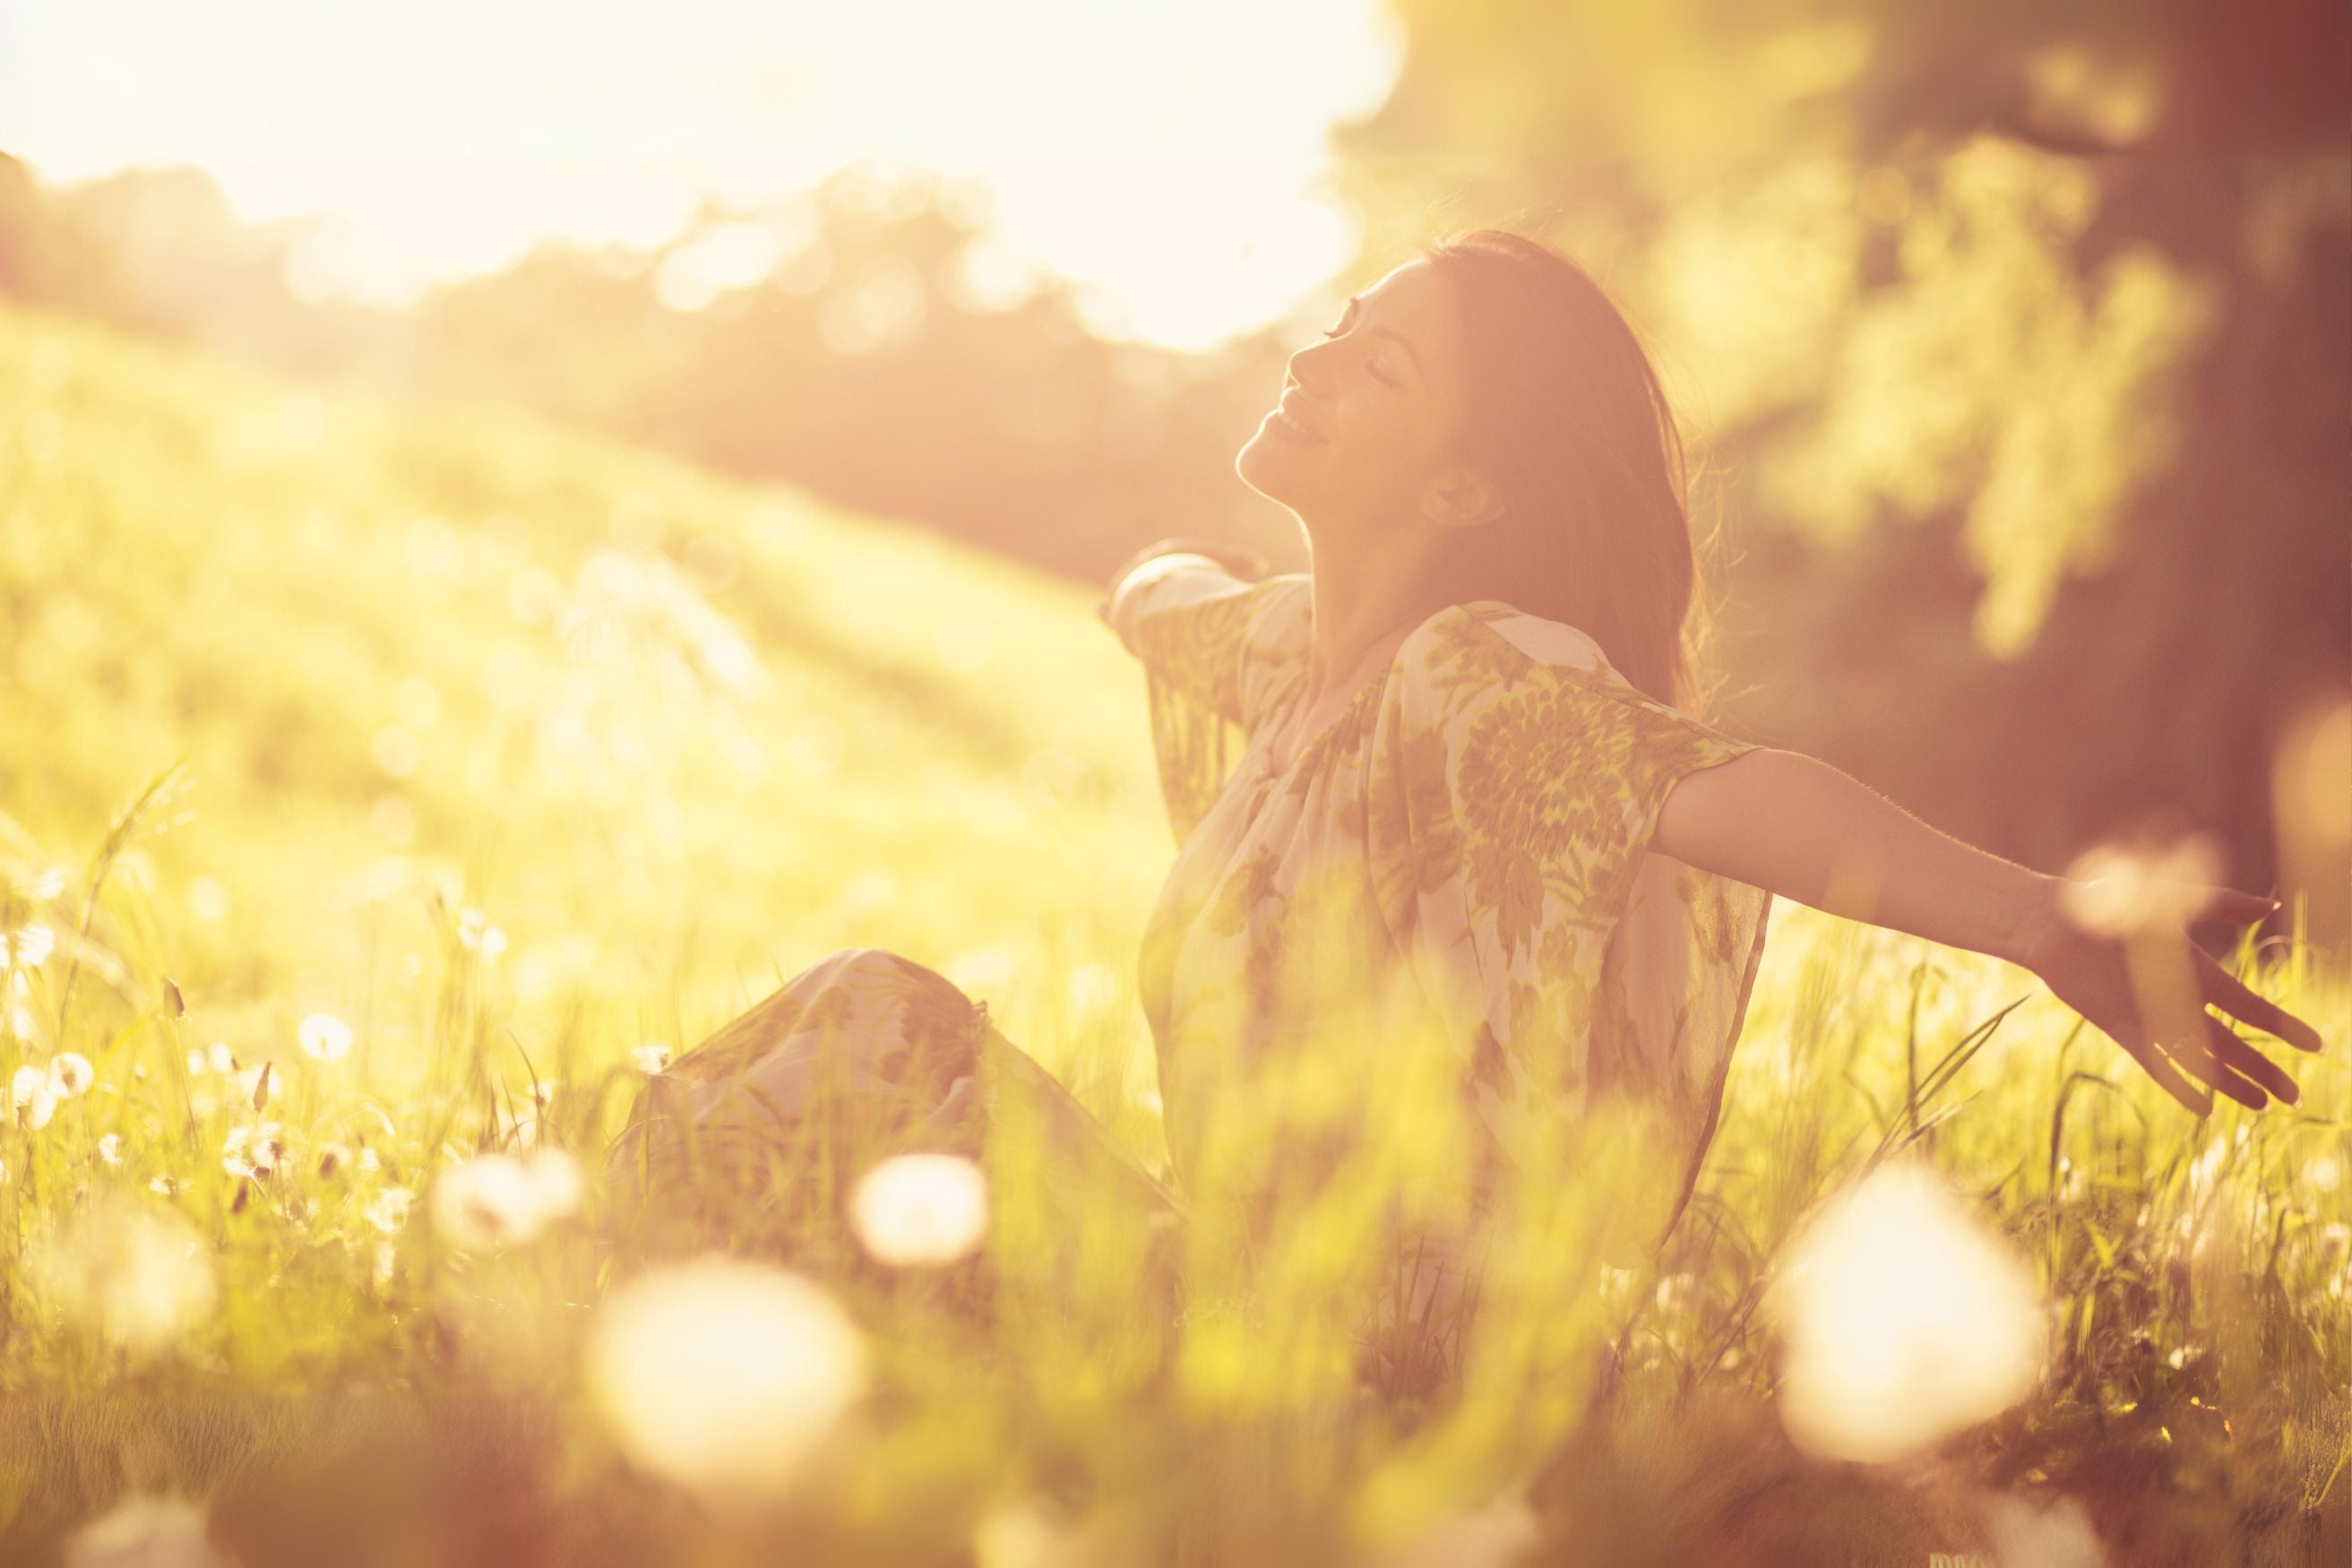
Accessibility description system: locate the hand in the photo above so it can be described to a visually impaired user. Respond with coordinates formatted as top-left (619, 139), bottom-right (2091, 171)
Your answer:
top-left (2012, 878), bottom-right (2325, 1114)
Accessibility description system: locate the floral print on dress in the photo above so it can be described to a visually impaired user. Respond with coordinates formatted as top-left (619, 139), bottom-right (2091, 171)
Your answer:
top-left (1111, 556), bottom-right (1772, 1246)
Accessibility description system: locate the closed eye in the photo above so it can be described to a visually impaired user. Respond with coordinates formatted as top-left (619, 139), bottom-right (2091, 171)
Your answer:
top-left (1321, 297), bottom-right (1403, 386)
top-left (1320, 331), bottom-right (1398, 387)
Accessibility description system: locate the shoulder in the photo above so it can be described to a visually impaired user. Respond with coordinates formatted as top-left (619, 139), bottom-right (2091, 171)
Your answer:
top-left (1391, 600), bottom-right (1624, 723)
top-left (1243, 572), bottom-right (1313, 644)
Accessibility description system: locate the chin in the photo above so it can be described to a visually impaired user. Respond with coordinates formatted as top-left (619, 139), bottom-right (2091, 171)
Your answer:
top-left (1235, 430), bottom-right (1311, 507)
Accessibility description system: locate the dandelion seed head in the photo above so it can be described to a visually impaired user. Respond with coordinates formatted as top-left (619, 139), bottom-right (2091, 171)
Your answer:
top-left (630, 1043), bottom-right (671, 1075)
top-left (1768, 1161), bottom-right (2046, 1465)
top-left (96, 1133), bottom-right (123, 1167)
top-left (2, 923), bottom-right (55, 969)
top-left (221, 1121), bottom-right (289, 1180)
top-left (430, 1150), bottom-right (579, 1249)
top-left (36, 1197), bottom-right (219, 1354)
top-left (456, 908), bottom-right (508, 960)
top-left (850, 1152), bottom-right (989, 1268)
top-left (431, 1155), bottom-right (541, 1249)
top-left (13, 1064), bottom-right (56, 1131)
top-left (586, 1256), bottom-right (868, 1496)
top-left (366, 1186), bottom-right (414, 1236)
top-left (48, 1053), bottom-right (94, 1098)
top-left (297, 1013), bottom-right (354, 1063)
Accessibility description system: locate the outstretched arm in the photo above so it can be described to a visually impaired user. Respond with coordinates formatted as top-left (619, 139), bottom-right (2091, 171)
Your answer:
top-left (1095, 537), bottom-right (1271, 631)
top-left (1652, 748), bottom-right (2326, 1114)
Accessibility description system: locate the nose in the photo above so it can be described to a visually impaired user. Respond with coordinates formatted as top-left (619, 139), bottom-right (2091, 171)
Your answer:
top-left (1285, 334), bottom-right (1342, 394)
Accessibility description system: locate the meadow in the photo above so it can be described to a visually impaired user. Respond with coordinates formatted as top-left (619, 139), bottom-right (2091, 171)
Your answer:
top-left (0, 296), bottom-right (2344, 1566)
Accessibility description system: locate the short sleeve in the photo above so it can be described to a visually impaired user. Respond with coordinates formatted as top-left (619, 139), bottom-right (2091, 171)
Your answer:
top-left (1107, 557), bottom-right (1309, 842)
top-left (1366, 604), bottom-right (1772, 1245)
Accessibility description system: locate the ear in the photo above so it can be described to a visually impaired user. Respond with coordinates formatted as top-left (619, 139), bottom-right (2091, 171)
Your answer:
top-left (1421, 465), bottom-right (1505, 532)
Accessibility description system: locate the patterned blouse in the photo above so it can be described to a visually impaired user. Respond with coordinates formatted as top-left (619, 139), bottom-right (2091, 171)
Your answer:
top-left (1109, 555), bottom-right (1773, 1247)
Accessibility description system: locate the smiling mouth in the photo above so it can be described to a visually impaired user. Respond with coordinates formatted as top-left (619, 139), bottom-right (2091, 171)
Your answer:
top-left (1268, 406), bottom-right (1326, 444)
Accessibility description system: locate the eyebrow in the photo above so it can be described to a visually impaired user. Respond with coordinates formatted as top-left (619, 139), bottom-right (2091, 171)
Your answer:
top-left (1341, 295), bottom-right (1422, 373)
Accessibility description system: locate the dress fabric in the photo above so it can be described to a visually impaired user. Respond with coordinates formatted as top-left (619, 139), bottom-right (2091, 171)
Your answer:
top-left (1114, 557), bottom-right (1773, 1252)
top-left (608, 554), bottom-right (1770, 1353)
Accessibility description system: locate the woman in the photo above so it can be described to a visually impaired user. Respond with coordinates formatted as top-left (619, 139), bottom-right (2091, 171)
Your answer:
top-left (607, 228), bottom-right (2323, 1378)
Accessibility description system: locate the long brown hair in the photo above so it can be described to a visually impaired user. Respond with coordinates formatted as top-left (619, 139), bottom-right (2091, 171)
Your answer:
top-left (1417, 228), bottom-right (1725, 716)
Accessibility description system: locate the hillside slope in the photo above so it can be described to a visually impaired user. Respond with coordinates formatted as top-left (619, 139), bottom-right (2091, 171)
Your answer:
top-left (0, 297), bottom-right (1179, 1134)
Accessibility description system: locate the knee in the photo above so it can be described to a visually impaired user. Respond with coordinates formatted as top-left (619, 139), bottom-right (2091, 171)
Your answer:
top-left (800, 945), bottom-right (978, 1007)
top-left (808, 945), bottom-right (922, 987)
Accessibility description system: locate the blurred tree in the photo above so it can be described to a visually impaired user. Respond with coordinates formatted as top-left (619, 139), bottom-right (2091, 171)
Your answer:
top-left (0, 153), bottom-right (125, 316)
top-left (0, 152), bottom-right (1309, 588)
top-left (1328, 0), bottom-right (2352, 933)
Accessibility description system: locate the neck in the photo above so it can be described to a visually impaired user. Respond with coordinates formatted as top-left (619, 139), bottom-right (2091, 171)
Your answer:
top-left (1300, 533), bottom-right (1471, 709)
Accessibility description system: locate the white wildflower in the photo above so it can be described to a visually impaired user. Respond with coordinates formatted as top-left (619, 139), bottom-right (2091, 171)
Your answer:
top-left (849, 1152), bottom-right (989, 1268)
top-left (1, 923), bottom-right (55, 969)
top-left (13, 1064), bottom-right (56, 1131)
top-left (221, 1121), bottom-right (289, 1180)
top-left (366, 1186), bottom-right (414, 1236)
top-left (586, 1257), bottom-right (868, 1496)
top-left (430, 1150), bottom-right (581, 1251)
top-left (1768, 1161), bottom-right (2047, 1465)
top-left (48, 1052), bottom-right (94, 1098)
top-left (35, 1197), bottom-right (219, 1354)
top-left (297, 1013), bottom-right (353, 1063)
top-left (457, 909), bottom-right (508, 960)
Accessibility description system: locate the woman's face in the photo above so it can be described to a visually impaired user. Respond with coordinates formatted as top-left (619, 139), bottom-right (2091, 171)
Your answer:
top-left (1236, 258), bottom-right (1482, 540)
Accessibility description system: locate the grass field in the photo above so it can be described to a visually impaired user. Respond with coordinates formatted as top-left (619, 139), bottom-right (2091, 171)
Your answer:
top-left (0, 297), bottom-right (2345, 1566)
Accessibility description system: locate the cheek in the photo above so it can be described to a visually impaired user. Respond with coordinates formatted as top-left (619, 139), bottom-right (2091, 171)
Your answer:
top-left (1343, 403), bottom-right (1442, 480)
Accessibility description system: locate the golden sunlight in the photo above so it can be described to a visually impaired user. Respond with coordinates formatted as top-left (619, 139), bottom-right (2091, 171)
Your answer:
top-left (0, 0), bottom-right (1402, 350)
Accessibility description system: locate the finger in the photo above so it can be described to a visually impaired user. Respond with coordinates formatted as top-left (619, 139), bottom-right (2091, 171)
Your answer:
top-left (2154, 1021), bottom-right (2264, 1110)
top-left (2201, 1013), bottom-right (2300, 1107)
top-left (2191, 946), bottom-right (2326, 1053)
top-left (2202, 887), bottom-right (2282, 924)
top-left (2197, 1047), bottom-right (2278, 1114)
top-left (2115, 1026), bottom-right (2213, 1116)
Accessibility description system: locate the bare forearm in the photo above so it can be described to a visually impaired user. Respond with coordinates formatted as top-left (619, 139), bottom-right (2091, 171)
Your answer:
top-left (1658, 750), bottom-right (2055, 965)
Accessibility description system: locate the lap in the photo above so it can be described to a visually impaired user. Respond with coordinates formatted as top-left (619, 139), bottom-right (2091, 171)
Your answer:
top-left (605, 946), bottom-right (1499, 1392)
top-left (605, 946), bottom-right (1186, 1297)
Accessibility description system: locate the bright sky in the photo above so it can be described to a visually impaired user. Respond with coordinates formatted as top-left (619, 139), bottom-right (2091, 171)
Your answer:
top-left (0, 0), bottom-right (1404, 351)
